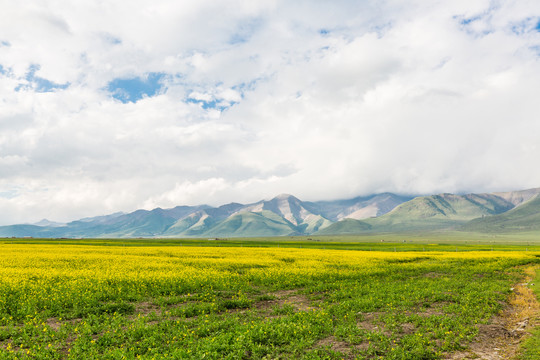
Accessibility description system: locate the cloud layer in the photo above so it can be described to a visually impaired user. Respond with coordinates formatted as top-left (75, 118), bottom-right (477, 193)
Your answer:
top-left (1, 0), bottom-right (540, 224)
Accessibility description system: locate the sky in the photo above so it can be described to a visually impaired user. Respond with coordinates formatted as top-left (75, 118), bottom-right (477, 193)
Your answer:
top-left (1, 0), bottom-right (540, 225)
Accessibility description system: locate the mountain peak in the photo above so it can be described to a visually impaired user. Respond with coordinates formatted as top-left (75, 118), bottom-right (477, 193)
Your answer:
top-left (273, 193), bottom-right (296, 200)
top-left (33, 219), bottom-right (66, 227)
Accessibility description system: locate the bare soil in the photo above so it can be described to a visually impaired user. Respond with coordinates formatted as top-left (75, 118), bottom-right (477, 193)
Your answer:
top-left (134, 301), bottom-right (161, 315)
top-left (357, 311), bottom-right (389, 334)
top-left (315, 336), bottom-right (370, 359)
top-left (255, 289), bottom-right (317, 313)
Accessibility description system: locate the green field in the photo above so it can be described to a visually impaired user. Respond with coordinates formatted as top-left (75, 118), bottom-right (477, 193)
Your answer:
top-left (0, 237), bottom-right (539, 359)
top-left (3, 231), bottom-right (540, 250)
top-left (517, 267), bottom-right (540, 360)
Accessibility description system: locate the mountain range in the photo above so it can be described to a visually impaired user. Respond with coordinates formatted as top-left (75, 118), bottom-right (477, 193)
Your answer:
top-left (319, 188), bottom-right (540, 235)
top-left (1, 188), bottom-right (539, 238)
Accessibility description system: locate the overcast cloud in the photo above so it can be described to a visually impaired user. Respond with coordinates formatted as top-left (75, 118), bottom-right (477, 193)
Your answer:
top-left (1, 0), bottom-right (540, 225)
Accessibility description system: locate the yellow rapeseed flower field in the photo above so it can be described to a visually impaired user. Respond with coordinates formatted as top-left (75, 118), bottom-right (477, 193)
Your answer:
top-left (0, 243), bottom-right (538, 359)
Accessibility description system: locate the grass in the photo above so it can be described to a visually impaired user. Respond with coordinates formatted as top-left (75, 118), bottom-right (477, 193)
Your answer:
top-left (3, 230), bottom-right (540, 247)
top-left (517, 268), bottom-right (540, 360)
top-left (0, 240), bottom-right (539, 359)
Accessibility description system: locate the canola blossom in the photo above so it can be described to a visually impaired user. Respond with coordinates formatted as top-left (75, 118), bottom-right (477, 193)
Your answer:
top-left (0, 243), bottom-right (538, 359)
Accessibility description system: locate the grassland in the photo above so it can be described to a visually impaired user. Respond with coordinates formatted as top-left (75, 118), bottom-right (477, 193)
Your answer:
top-left (3, 230), bottom-right (540, 248)
top-left (0, 238), bottom-right (539, 359)
top-left (517, 267), bottom-right (540, 360)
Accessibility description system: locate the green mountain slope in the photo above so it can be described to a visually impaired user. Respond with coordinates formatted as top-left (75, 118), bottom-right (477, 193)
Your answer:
top-left (314, 218), bottom-right (372, 235)
top-left (165, 195), bottom-right (335, 237)
top-left (463, 195), bottom-right (540, 232)
top-left (201, 211), bottom-right (298, 237)
top-left (163, 212), bottom-right (214, 236)
top-left (363, 193), bottom-right (514, 232)
top-left (317, 193), bottom-right (518, 234)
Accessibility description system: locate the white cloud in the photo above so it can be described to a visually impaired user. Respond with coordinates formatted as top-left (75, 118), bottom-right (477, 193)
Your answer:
top-left (1, 0), bottom-right (540, 224)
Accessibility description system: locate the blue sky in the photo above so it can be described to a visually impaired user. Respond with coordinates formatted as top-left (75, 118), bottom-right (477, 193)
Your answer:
top-left (1, 0), bottom-right (540, 225)
top-left (107, 72), bottom-right (166, 103)
top-left (14, 64), bottom-right (70, 93)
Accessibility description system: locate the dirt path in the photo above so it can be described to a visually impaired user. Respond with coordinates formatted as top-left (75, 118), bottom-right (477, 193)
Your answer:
top-left (447, 265), bottom-right (540, 360)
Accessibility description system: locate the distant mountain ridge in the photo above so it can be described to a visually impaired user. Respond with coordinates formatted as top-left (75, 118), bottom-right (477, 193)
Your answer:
top-left (0, 192), bottom-right (413, 238)
top-left (1, 188), bottom-right (539, 238)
